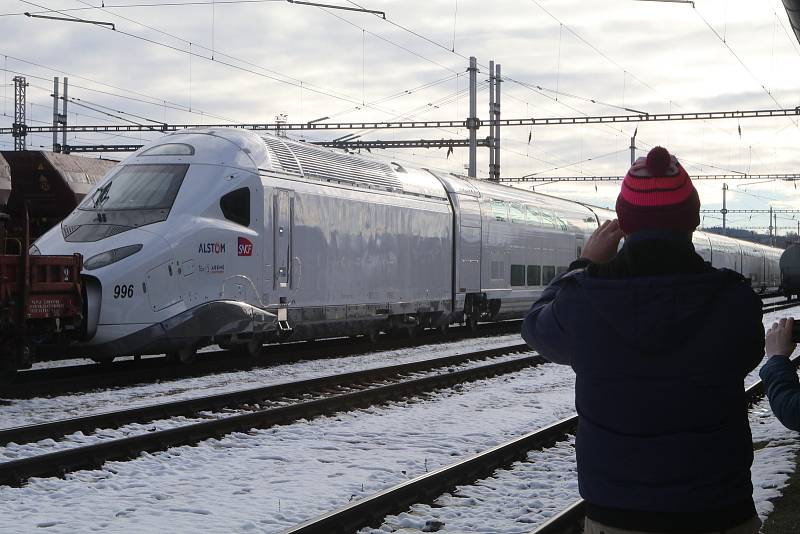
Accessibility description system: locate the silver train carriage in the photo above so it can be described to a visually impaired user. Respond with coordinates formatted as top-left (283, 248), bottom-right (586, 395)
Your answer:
top-left (32, 128), bottom-right (782, 361)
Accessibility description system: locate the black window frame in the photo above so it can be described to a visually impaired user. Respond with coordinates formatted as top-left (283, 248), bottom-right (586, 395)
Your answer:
top-left (220, 187), bottom-right (251, 227)
top-left (542, 265), bottom-right (556, 285)
top-left (510, 264), bottom-right (526, 286)
top-left (527, 265), bottom-right (541, 286)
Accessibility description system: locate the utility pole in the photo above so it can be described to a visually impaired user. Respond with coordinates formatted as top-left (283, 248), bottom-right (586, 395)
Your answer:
top-left (494, 63), bottom-right (501, 181)
top-left (52, 77), bottom-right (69, 153)
top-left (62, 78), bottom-right (69, 154)
top-left (769, 206), bottom-right (774, 245)
top-left (630, 126), bottom-right (638, 165)
top-left (487, 61), bottom-right (502, 181)
top-left (721, 183), bottom-right (728, 235)
top-left (467, 56), bottom-right (478, 178)
top-left (488, 60), bottom-right (495, 181)
top-left (52, 77), bottom-right (59, 152)
top-left (12, 76), bottom-right (27, 151)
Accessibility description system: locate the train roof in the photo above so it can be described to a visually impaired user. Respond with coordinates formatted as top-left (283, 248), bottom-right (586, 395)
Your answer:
top-left (134, 129), bottom-right (449, 200)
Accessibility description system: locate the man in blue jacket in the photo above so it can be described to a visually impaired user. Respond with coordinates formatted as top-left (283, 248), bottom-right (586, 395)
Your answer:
top-left (759, 318), bottom-right (799, 429)
top-left (522, 146), bottom-right (764, 534)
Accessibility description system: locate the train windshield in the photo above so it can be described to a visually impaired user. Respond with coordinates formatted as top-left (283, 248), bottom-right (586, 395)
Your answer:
top-left (81, 164), bottom-right (189, 212)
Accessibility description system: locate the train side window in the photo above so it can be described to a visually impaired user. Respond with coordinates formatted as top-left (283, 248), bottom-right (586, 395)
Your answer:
top-left (540, 211), bottom-right (557, 229)
top-left (220, 187), bottom-right (250, 227)
top-left (510, 265), bottom-right (526, 286)
top-left (542, 266), bottom-right (556, 284)
top-left (526, 206), bottom-right (542, 226)
top-left (490, 261), bottom-right (505, 280)
top-left (509, 203), bottom-right (525, 224)
top-left (490, 199), bottom-right (507, 222)
top-left (527, 265), bottom-right (541, 286)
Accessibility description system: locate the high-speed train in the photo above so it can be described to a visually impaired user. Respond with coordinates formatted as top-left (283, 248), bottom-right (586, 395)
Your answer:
top-left (31, 128), bottom-right (783, 363)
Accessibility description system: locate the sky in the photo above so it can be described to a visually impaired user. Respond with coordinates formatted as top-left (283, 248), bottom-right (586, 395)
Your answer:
top-left (1, 0), bottom-right (799, 234)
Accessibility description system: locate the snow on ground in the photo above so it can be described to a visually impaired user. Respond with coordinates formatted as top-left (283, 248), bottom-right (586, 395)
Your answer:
top-left (0, 309), bottom-right (797, 533)
top-left (0, 362), bottom-right (576, 533)
top-left (363, 398), bottom-right (799, 534)
top-left (0, 333), bottom-right (525, 429)
top-left (365, 437), bottom-right (579, 534)
top-left (0, 352), bottom-right (533, 462)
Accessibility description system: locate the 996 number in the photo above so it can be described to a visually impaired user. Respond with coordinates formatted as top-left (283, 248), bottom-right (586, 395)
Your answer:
top-left (114, 284), bottom-right (134, 299)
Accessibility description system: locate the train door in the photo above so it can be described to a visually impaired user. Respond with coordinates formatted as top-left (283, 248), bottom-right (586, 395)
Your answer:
top-left (273, 189), bottom-right (293, 295)
top-left (457, 195), bottom-right (482, 292)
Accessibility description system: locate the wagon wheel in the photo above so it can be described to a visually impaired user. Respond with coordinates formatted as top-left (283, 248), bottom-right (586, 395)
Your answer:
top-left (166, 346), bottom-right (197, 364)
top-left (407, 325), bottom-right (423, 340)
top-left (438, 323), bottom-right (450, 336)
top-left (467, 316), bottom-right (479, 332)
top-left (366, 329), bottom-right (379, 343)
top-left (233, 335), bottom-right (263, 358)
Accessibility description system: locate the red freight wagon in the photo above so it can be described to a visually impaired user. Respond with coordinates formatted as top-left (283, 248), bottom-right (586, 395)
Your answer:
top-left (0, 215), bottom-right (85, 379)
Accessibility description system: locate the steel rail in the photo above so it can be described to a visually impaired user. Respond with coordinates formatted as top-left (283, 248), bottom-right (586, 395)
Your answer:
top-left (2, 320), bottom-right (523, 398)
top-left (0, 343), bottom-right (531, 446)
top-left (0, 349), bottom-right (542, 486)
top-left (762, 300), bottom-right (800, 314)
top-left (285, 357), bottom-right (797, 534)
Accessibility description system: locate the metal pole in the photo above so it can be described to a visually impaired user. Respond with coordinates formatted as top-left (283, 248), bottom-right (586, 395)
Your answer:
top-left (630, 127), bottom-right (638, 165)
top-left (62, 77), bottom-right (69, 154)
top-left (52, 77), bottom-right (59, 153)
top-left (488, 60), bottom-right (495, 180)
top-left (721, 183), bottom-right (728, 235)
top-left (495, 63), bottom-right (501, 181)
top-left (769, 206), bottom-right (773, 245)
top-left (467, 56), bottom-right (477, 178)
top-left (12, 76), bottom-right (27, 151)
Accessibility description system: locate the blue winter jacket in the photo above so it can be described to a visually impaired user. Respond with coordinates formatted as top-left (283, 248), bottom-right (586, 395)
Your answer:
top-left (759, 356), bottom-right (800, 431)
top-left (522, 234), bottom-right (764, 531)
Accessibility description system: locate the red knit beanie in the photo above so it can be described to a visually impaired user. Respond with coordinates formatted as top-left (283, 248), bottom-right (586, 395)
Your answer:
top-left (615, 146), bottom-right (701, 235)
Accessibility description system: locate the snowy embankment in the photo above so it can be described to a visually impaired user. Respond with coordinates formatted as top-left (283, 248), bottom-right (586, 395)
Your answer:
top-left (0, 350), bottom-right (530, 463)
top-left (0, 310), bottom-right (797, 533)
top-left (0, 334), bottom-right (524, 429)
top-left (0, 361), bottom-right (576, 533)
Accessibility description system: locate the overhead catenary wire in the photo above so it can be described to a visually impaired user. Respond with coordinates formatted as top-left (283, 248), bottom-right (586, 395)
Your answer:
top-left (6, 0), bottom-right (797, 186)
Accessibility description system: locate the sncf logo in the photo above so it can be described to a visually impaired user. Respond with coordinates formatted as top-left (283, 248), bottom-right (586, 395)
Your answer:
top-left (238, 237), bottom-right (253, 257)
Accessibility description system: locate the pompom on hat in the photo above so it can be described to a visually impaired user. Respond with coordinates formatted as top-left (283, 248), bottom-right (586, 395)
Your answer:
top-left (615, 146), bottom-right (701, 235)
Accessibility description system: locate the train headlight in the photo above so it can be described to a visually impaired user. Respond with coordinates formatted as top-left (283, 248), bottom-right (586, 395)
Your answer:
top-left (84, 244), bottom-right (143, 271)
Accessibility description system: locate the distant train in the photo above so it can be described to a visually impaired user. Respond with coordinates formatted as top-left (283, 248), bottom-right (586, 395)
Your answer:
top-left (29, 129), bottom-right (783, 365)
top-left (780, 244), bottom-right (800, 299)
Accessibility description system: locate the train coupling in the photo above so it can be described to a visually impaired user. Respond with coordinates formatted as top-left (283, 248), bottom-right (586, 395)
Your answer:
top-left (276, 303), bottom-right (292, 332)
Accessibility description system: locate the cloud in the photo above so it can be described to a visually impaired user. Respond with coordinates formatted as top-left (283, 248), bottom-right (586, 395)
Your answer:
top-left (1, 0), bottom-right (798, 233)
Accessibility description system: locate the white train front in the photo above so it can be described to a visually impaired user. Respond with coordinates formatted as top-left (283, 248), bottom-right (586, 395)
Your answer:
top-left (33, 128), bottom-right (783, 361)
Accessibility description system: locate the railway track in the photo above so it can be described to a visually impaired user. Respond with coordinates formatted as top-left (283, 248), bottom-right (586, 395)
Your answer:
top-left (284, 357), bottom-right (798, 534)
top-left (762, 299), bottom-right (800, 314)
top-left (0, 343), bottom-right (540, 487)
top-left (5, 294), bottom-right (787, 398)
top-left (1, 320), bottom-right (523, 398)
